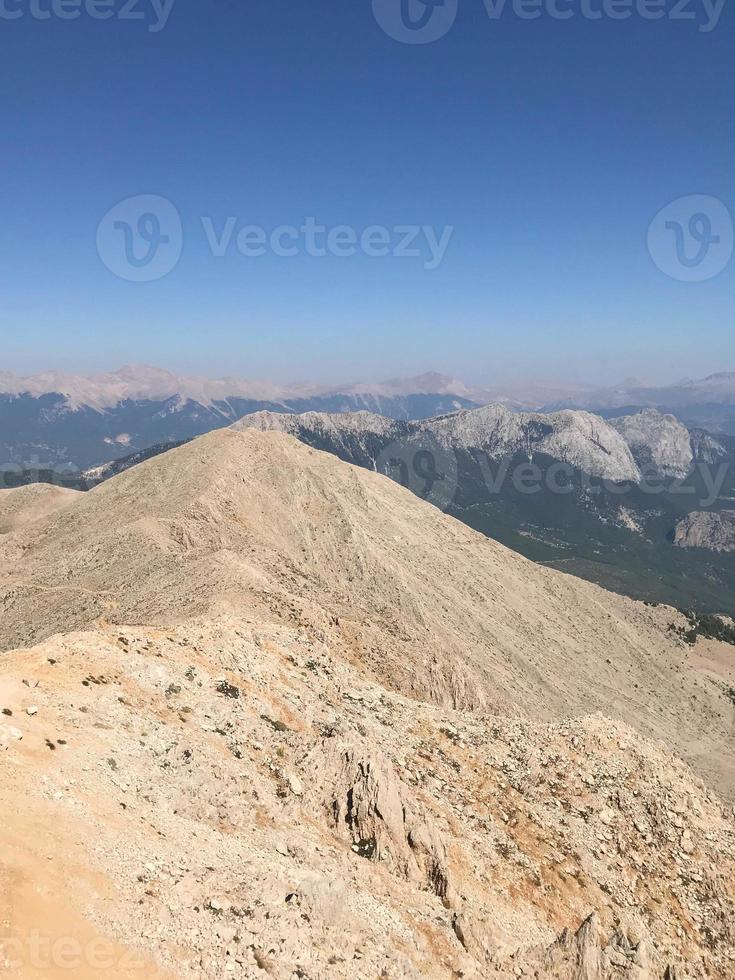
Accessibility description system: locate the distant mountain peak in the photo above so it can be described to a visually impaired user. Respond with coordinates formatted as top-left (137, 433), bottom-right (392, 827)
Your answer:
top-left (112, 363), bottom-right (179, 383)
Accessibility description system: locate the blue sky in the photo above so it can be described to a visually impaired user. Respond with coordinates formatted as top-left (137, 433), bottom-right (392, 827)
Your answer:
top-left (1, 0), bottom-right (733, 384)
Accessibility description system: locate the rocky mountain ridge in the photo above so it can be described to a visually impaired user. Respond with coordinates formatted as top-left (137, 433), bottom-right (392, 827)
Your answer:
top-left (235, 405), bottom-right (725, 488)
top-left (1, 427), bottom-right (734, 977)
top-left (3, 365), bottom-right (735, 471)
top-left (230, 408), bottom-right (735, 614)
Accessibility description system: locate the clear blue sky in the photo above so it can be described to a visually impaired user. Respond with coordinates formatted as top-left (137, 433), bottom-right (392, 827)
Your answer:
top-left (1, 0), bottom-right (733, 384)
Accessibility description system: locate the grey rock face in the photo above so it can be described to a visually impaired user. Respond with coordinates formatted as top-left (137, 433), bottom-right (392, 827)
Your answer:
top-left (236, 404), bottom-right (642, 483)
top-left (609, 410), bottom-right (694, 479)
top-left (689, 428), bottom-right (729, 465)
top-left (674, 510), bottom-right (735, 552)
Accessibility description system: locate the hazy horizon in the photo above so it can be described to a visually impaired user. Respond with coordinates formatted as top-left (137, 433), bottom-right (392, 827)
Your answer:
top-left (4, 334), bottom-right (732, 392)
top-left (1, 357), bottom-right (731, 392)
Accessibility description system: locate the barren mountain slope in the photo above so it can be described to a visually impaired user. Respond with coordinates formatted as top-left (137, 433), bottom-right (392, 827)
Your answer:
top-left (1, 619), bottom-right (734, 979)
top-left (2, 429), bottom-right (735, 979)
top-left (0, 484), bottom-right (81, 535)
top-left (0, 429), bottom-right (733, 799)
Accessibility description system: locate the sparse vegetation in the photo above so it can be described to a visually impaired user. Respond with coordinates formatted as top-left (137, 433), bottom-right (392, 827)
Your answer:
top-left (680, 611), bottom-right (735, 646)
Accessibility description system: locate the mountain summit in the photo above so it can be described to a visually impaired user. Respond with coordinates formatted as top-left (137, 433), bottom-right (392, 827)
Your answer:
top-left (1, 427), bottom-right (731, 787)
top-left (1, 427), bottom-right (734, 978)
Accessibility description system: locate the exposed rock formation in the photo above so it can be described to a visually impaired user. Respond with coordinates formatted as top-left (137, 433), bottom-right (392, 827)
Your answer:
top-left (522, 912), bottom-right (674, 979)
top-left (609, 410), bottom-right (695, 479)
top-left (674, 509), bottom-right (735, 552)
top-left (689, 427), bottom-right (729, 465)
top-left (237, 404), bottom-right (642, 482)
top-left (307, 738), bottom-right (454, 904)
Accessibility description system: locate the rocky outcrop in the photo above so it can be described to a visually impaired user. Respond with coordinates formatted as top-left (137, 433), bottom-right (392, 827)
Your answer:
top-left (421, 405), bottom-right (641, 482)
top-left (307, 738), bottom-right (455, 905)
top-left (673, 510), bottom-right (735, 552)
top-left (609, 410), bottom-right (695, 479)
top-left (520, 912), bottom-right (677, 979)
top-left (689, 427), bottom-right (729, 465)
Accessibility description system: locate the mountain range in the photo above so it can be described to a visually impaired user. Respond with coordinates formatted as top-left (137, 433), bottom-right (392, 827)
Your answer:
top-left (6, 380), bottom-right (735, 614)
top-left (231, 405), bottom-right (735, 616)
top-left (1, 426), bottom-right (734, 977)
top-left (0, 366), bottom-right (479, 470)
top-left (553, 373), bottom-right (735, 433)
top-left (235, 404), bottom-right (725, 483)
top-left (3, 365), bottom-right (735, 471)
top-left (5, 363), bottom-right (735, 616)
